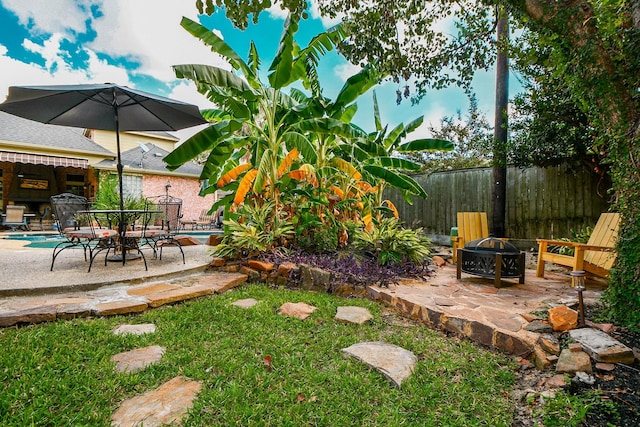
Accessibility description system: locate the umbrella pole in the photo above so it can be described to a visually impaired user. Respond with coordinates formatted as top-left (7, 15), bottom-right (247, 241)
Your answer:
top-left (113, 96), bottom-right (126, 266)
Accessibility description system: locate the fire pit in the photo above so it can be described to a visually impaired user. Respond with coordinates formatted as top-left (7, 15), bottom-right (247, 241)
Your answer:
top-left (456, 237), bottom-right (525, 287)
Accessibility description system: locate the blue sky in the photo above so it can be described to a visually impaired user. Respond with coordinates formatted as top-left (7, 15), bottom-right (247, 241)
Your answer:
top-left (0, 0), bottom-right (520, 141)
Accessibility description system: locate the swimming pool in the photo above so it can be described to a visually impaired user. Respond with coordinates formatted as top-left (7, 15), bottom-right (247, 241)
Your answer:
top-left (1, 230), bottom-right (221, 248)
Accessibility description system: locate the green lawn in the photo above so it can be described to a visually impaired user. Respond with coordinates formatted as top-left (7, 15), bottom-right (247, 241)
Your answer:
top-left (0, 284), bottom-right (516, 426)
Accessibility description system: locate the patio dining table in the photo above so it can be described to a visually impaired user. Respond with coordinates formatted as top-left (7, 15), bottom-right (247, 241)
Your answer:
top-left (79, 209), bottom-right (160, 269)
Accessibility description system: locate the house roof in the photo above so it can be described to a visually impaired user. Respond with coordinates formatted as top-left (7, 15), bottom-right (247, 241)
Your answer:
top-left (0, 111), bottom-right (113, 155)
top-left (127, 130), bottom-right (179, 141)
top-left (96, 143), bottom-right (203, 177)
top-left (0, 112), bottom-right (201, 177)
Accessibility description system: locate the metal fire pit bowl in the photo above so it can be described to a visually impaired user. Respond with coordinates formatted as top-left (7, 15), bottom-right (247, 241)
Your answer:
top-left (456, 237), bottom-right (525, 287)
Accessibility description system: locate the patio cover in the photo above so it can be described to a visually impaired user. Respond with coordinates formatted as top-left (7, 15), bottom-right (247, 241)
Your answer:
top-left (0, 151), bottom-right (88, 168)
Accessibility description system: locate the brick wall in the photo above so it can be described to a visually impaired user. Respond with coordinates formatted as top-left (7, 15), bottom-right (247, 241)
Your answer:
top-left (142, 176), bottom-right (216, 221)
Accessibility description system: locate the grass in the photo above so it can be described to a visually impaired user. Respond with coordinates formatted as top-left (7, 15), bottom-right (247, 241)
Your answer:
top-left (0, 284), bottom-right (516, 426)
top-left (537, 389), bottom-right (619, 426)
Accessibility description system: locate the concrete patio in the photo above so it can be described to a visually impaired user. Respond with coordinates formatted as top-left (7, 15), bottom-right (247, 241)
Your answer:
top-left (0, 236), bottom-right (213, 297)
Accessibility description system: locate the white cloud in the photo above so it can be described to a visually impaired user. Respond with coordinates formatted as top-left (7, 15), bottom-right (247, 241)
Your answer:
top-left (1, 0), bottom-right (230, 91)
top-left (333, 62), bottom-right (361, 82)
top-left (308, 0), bottom-right (342, 28)
top-left (168, 80), bottom-right (215, 111)
top-left (1, 0), bottom-right (90, 38)
top-left (265, 1), bottom-right (289, 20)
top-left (22, 34), bottom-right (66, 70)
top-left (0, 37), bottom-right (132, 100)
top-left (0, 44), bottom-right (51, 99)
top-left (86, 0), bottom-right (230, 83)
top-left (83, 49), bottom-right (132, 85)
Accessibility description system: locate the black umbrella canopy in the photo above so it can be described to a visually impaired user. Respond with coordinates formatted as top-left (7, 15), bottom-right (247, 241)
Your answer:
top-left (0, 83), bottom-right (207, 131)
top-left (0, 83), bottom-right (207, 214)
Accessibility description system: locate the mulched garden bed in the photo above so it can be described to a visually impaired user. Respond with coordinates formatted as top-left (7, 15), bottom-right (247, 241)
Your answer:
top-left (571, 316), bottom-right (639, 426)
top-left (512, 306), bottom-right (639, 427)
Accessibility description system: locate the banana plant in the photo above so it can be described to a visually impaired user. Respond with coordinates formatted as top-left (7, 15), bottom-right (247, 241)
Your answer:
top-left (164, 15), bottom-right (355, 214)
top-left (351, 91), bottom-right (455, 218)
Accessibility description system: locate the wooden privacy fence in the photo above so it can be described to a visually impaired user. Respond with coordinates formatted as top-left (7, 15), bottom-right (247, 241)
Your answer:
top-left (386, 164), bottom-right (611, 246)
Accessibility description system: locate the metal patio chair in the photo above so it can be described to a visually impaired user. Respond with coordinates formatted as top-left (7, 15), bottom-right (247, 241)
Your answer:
top-left (142, 195), bottom-right (185, 264)
top-left (49, 193), bottom-right (117, 271)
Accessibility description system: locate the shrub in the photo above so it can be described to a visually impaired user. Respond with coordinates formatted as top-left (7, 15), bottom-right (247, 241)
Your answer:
top-left (212, 200), bottom-right (294, 259)
top-left (352, 217), bottom-right (431, 266)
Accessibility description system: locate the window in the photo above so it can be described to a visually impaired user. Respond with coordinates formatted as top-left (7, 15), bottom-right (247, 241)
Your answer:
top-left (66, 173), bottom-right (85, 196)
top-left (121, 174), bottom-right (143, 199)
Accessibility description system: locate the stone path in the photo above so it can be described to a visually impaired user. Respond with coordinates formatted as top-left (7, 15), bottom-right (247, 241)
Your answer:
top-left (369, 263), bottom-right (637, 377)
top-left (104, 287), bottom-right (636, 425)
top-left (111, 376), bottom-right (202, 427)
top-left (0, 271), bottom-right (247, 327)
top-left (342, 341), bottom-right (417, 388)
top-left (111, 345), bottom-right (166, 373)
top-left (108, 294), bottom-right (414, 425)
top-left (368, 264), bottom-right (611, 358)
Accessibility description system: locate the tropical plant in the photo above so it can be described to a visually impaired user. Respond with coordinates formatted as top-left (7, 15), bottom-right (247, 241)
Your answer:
top-left (211, 200), bottom-right (294, 259)
top-left (167, 13), bottom-right (451, 264)
top-left (92, 174), bottom-right (146, 211)
top-left (165, 15), bottom-right (408, 246)
top-left (164, 15), bottom-right (361, 215)
top-left (351, 217), bottom-right (431, 266)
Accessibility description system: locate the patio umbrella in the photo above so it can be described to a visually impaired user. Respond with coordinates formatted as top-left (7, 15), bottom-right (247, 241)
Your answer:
top-left (0, 83), bottom-right (208, 212)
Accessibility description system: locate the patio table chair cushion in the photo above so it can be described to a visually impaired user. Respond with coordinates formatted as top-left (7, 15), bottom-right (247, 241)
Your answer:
top-left (64, 226), bottom-right (118, 239)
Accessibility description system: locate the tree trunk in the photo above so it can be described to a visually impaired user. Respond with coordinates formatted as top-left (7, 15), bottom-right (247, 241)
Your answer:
top-left (491, 12), bottom-right (509, 237)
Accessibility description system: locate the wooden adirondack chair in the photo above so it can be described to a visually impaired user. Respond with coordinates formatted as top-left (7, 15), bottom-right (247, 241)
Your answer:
top-left (452, 212), bottom-right (490, 262)
top-left (536, 212), bottom-right (620, 279)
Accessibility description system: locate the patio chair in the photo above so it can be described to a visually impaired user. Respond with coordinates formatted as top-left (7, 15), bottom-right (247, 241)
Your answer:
top-left (536, 212), bottom-right (620, 279)
top-left (214, 206), bottom-right (224, 229)
top-left (195, 209), bottom-right (216, 230)
top-left (2, 205), bottom-right (29, 231)
top-left (50, 193), bottom-right (117, 271)
top-left (452, 212), bottom-right (490, 263)
top-left (143, 195), bottom-right (185, 264)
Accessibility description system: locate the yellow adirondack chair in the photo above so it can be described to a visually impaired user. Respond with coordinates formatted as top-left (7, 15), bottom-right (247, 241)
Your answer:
top-left (452, 212), bottom-right (489, 262)
top-left (536, 212), bottom-right (620, 279)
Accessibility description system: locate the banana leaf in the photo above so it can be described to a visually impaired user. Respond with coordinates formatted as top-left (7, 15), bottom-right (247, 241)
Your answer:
top-left (397, 138), bottom-right (455, 152)
top-left (363, 165), bottom-right (428, 198)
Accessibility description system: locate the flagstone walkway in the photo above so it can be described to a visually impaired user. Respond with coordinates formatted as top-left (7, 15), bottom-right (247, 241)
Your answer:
top-left (109, 298), bottom-right (403, 426)
top-left (369, 262), bottom-right (608, 358)
top-left (0, 242), bottom-right (608, 358)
